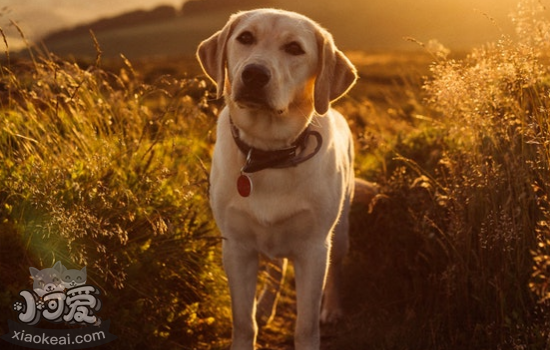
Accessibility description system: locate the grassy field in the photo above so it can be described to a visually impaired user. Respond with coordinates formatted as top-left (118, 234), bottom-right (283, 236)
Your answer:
top-left (2, 2), bottom-right (550, 349)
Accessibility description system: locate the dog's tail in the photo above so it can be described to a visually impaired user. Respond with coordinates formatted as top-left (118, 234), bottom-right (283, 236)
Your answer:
top-left (353, 178), bottom-right (379, 209)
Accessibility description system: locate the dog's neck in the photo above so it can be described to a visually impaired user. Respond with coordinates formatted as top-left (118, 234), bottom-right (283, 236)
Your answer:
top-left (226, 98), bottom-right (316, 149)
top-left (229, 116), bottom-right (322, 173)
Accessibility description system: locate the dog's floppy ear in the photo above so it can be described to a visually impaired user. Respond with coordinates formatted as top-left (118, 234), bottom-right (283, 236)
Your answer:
top-left (196, 13), bottom-right (242, 99)
top-left (314, 32), bottom-right (357, 115)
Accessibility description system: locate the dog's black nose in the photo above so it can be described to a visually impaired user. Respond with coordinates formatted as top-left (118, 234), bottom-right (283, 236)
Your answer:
top-left (242, 64), bottom-right (271, 89)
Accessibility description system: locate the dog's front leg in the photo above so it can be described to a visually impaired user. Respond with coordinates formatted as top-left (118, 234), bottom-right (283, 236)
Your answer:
top-left (222, 240), bottom-right (259, 350)
top-left (293, 244), bottom-right (329, 350)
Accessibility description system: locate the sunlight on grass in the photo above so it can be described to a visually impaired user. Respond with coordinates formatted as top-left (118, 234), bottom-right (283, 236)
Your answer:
top-left (334, 1), bottom-right (550, 348)
top-left (1, 0), bottom-right (550, 349)
top-left (0, 34), bottom-right (231, 348)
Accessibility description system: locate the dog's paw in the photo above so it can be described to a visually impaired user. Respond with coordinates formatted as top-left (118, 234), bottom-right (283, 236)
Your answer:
top-left (13, 301), bottom-right (24, 312)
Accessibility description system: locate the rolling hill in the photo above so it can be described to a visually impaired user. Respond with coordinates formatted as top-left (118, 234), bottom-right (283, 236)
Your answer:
top-left (36, 0), bottom-right (521, 60)
top-left (38, 1), bottom-right (270, 60)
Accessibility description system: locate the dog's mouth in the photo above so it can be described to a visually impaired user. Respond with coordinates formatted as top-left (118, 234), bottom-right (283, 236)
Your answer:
top-left (234, 90), bottom-right (271, 110)
top-left (233, 92), bottom-right (287, 116)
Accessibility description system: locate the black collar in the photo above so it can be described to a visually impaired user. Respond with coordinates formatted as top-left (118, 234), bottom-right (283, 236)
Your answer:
top-left (230, 117), bottom-right (323, 173)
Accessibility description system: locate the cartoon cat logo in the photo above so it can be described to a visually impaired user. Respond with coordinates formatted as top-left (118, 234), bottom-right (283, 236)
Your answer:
top-left (29, 261), bottom-right (65, 297)
top-left (61, 266), bottom-right (87, 289)
top-left (5, 260), bottom-right (117, 348)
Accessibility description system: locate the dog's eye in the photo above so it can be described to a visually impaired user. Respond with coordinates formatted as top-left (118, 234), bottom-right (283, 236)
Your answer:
top-left (284, 42), bottom-right (305, 56)
top-left (236, 31), bottom-right (255, 45)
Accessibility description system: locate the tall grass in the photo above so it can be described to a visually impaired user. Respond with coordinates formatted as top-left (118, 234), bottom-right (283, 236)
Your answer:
top-left (424, 0), bottom-right (550, 311)
top-left (2, 1), bottom-right (550, 349)
top-left (0, 42), bottom-right (230, 347)
top-left (340, 1), bottom-right (550, 348)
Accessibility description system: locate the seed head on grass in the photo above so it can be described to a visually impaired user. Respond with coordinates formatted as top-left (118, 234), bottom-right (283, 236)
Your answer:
top-left (0, 30), bottom-right (229, 348)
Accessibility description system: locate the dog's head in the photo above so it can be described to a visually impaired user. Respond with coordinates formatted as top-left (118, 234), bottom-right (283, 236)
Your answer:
top-left (197, 9), bottom-right (356, 144)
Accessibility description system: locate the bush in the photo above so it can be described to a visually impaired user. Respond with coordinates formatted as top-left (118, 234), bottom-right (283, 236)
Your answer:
top-left (347, 0), bottom-right (550, 347)
top-left (0, 52), bottom-right (230, 348)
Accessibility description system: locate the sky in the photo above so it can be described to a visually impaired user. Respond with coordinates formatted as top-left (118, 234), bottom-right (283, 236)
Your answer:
top-left (0, 0), bottom-right (545, 52)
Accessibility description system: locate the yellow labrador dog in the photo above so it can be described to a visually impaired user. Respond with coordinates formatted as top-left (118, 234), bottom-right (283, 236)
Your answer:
top-left (197, 8), bottom-right (357, 350)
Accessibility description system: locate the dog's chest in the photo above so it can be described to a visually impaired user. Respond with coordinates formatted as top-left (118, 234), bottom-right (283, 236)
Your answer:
top-left (236, 169), bottom-right (316, 225)
top-left (256, 220), bottom-right (309, 259)
top-left (235, 202), bottom-right (318, 259)
top-left (216, 170), bottom-right (333, 258)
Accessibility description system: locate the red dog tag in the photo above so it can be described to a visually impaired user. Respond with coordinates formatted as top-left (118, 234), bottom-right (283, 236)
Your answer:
top-left (237, 174), bottom-right (253, 197)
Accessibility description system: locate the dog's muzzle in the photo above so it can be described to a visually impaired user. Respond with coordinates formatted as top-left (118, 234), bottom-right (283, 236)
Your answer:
top-left (242, 64), bottom-right (271, 88)
top-left (235, 64), bottom-right (271, 108)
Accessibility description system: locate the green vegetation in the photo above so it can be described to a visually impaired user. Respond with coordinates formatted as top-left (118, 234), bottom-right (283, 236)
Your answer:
top-left (1, 1), bottom-right (550, 349)
top-left (332, 1), bottom-right (550, 348)
top-left (0, 48), bottom-right (231, 348)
